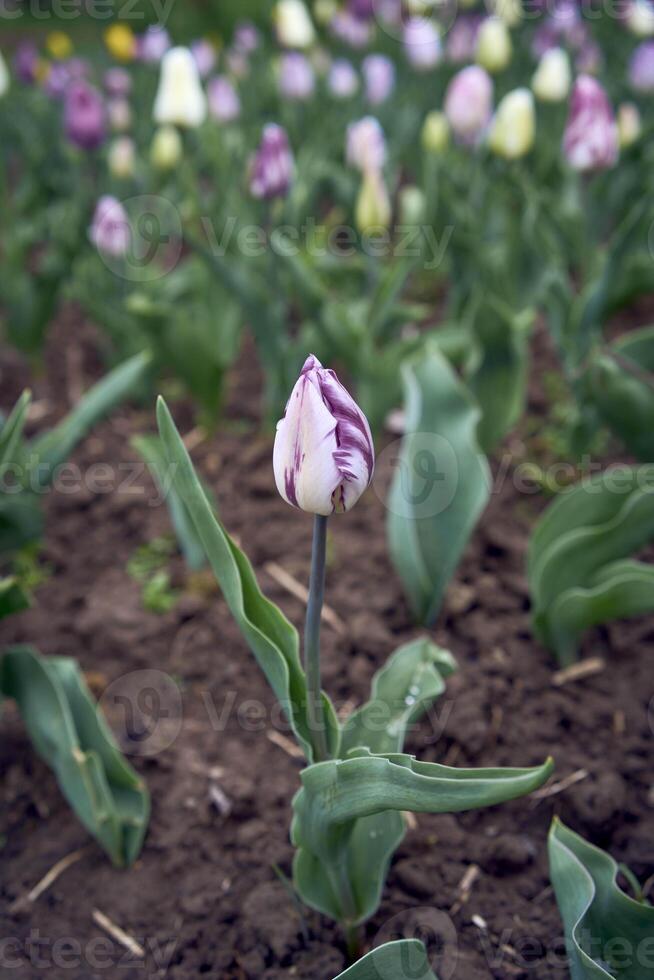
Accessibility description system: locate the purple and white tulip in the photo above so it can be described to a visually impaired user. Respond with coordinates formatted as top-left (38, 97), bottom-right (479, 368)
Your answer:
top-left (273, 355), bottom-right (374, 515)
top-left (64, 81), bottom-right (107, 150)
top-left (563, 75), bottom-right (618, 172)
top-left (403, 18), bottom-right (442, 71)
top-left (362, 54), bottom-right (395, 105)
top-left (89, 196), bottom-right (131, 257)
top-left (328, 58), bottom-right (359, 98)
top-left (249, 124), bottom-right (294, 199)
top-left (207, 75), bottom-right (241, 121)
top-left (279, 52), bottom-right (315, 100)
top-left (346, 116), bottom-right (386, 172)
top-left (444, 65), bottom-right (493, 145)
top-left (629, 40), bottom-right (654, 90)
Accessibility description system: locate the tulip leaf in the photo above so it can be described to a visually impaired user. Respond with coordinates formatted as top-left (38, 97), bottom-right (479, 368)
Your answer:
top-left (292, 749), bottom-right (553, 925)
top-left (333, 940), bottom-right (438, 980)
top-left (0, 646), bottom-right (149, 866)
top-left (0, 390), bottom-right (31, 468)
top-left (156, 396), bottom-right (340, 762)
top-left (340, 638), bottom-right (456, 756)
top-left (0, 577), bottom-right (30, 621)
top-left (548, 818), bottom-right (654, 979)
top-left (387, 344), bottom-right (491, 625)
top-left (528, 466), bottom-right (654, 664)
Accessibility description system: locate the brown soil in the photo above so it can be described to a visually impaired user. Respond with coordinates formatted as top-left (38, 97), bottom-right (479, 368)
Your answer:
top-left (1, 313), bottom-right (653, 980)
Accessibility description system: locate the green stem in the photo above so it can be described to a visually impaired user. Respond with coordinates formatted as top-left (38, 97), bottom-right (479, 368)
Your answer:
top-left (304, 514), bottom-right (329, 763)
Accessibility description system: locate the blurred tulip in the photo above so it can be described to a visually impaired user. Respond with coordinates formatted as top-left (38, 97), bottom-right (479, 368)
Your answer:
top-left (489, 88), bottom-right (535, 159)
top-left (89, 196), bottom-right (130, 257)
top-left (234, 22), bottom-right (260, 53)
top-left (273, 354), bottom-right (374, 515)
top-left (356, 167), bottom-right (391, 233)
top-left (328, 58), bottom-right (359, 97)
top-left (489, 0), bottom-right (522, 26)
top-left (0, 51), bottom-right (9, 97)
top-left (108, 136), bottom-right (135, 178)
top-left (207, 75), bottom-right (241, 121)
top-left (398, 185), bottom-right (426, 226)
top-left (532, 47), bottom-right (571, 102)
top-left (362, 54), bottom-right (395, 105)
top-left (575, 40), bottom-right (602, 74)
top-left (629, 40), bottom-right (654, 90)
top-left (64, 81), bottom-right (107, 150)
top-left (446, 16), bottom-right (481, 63)
top-left (150, 125), bottom-right (183, 170)
top-left (421, 110), bottom-right (450, 152)
top-left (14, 42), bottom-right (39, 84)
top-left (154, 47), bottom-right (207, 128)
top-left (275, 0), bottom-right (316, 48)
top-left (476, 17), bottom-right (512, 73)
top-left (563, 75), bottom-right (618, 171)
top-left (279, 52), bottom-right (315, 99)
top-left (404, 18), bottom-right (442, 70)
top-left (137, 25), bottom-right (171, 63)
top-left (330, 9), bottom-right (373, 47)
top-left (104, 24), bottom-right (136, 62)
top-left (617, 102), bottom-right (642, 146)
top-left (104, 67), bottom-right (131, 98)
top-left (346, 115), bottom-right (386, 171)
top-left (314, 0), bottom-right (338, 24)
top-left (250, 124), bottom-right (294, 199)
top-left (108, 98), bottom-right (132, 132)
top-left (626, 0), bottom-right (654, 36)
top-left (444, 65), bottom-right (493, 144)
top-left (46, 31), bottom-right (73, 60)
top-left (190, 39), bottom-right (216, 77)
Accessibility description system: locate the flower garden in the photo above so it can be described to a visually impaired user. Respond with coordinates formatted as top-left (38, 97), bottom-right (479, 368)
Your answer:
top-left (1, 2), bottom-right (654, 977)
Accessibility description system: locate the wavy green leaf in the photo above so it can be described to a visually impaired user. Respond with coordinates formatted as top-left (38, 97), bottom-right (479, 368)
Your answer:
top-left (548, 818), bottom-right (654, 979)
top-left (0, 646), bottom-right (149, 866)
top-left (387, 345), bottom-right (491, 625)
top-left (156, 396), bottom-right (339, 762)
top-left (333, 940), bottom-right (438, 980)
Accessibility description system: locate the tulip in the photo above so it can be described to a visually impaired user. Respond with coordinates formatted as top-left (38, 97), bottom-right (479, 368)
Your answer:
top-left (356, 167), bottom-right (392, 234)
top-left (575, 40), bottom-right (602, 74)
top-left (346, 116), bottom-right (386, 172)
top-left (362, 54), bottom-right (395, 105)
top-left (0, 51), bottom-right (9, 98)
top-left (190, 39), bottom-right (216, 78)
top-left (489, 88), bottom-right (535, 160)
top-left (532, 47), bottom-right (571, 102)
top-left (618, 102), bottom-right (642, 147)
top-left (398, 185), bottom-right (426, 226)
top-left (108, 136), bottom-right (135, 178)
top-left (64, 81), bottom-right (107, 150)
top-left (104, 24), bottom-right (136, 62)
top-left (629, 40), bottom-right (654, 91)
top-left (226, 49), bottom-right (250, 79)
top-left (137, 25), bottom-right (171, 63)
top-left (563, 75), bottom-right (618, 172)
top-left (14, 42), bottom-right (39, 84)
top-left (273, 354), bottom-right (374, 515)
top-left (476, 17), bottom-right (512, 73)
top-left (328, 58), bottom-right (359, 97)
top-left (404, 18), bottom-right (442, 71)
top-left (104, 67), bottom-right (131, 98)
top-left (446, 16), bottom-right (481, 63)
top-left (421, 110), bottom-right (450, 153)
top-left (108, 98), bottom-right (132, 132)
top-left (330, 10), bottom-right (373, 48)
top-left (274, 0), bottom-right (316, 48)
top-left (150, 125), bottom-right (183, 170)
top-left (46, 31), bottom-right (73, 60)
top-left (626, 0), bottom-right (654, 36)
top-left (249, 124), bottom-right (294, 199)
top-left (234, 22), bottom-right (260, 53)
top-left (314, 0), bottom-right (338, 24)
top-left (89, 196), bottom-right (131, 257)
top-left (207, 76), bottom-right (241, 122)
top-left (444, 65), bottom-right (493, 144)
top-left (279, 52), bottom-right (315, 100)
top-left (489, 0), bottom-right (522, 26)
top-left (154, 47), bottom-right (207, 128)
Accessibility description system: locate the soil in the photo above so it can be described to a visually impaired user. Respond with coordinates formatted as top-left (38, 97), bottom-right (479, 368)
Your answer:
top-left (1, 312), bottom-right (653, 980)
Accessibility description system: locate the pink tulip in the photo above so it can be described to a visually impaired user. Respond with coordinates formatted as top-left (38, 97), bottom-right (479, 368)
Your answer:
top-left (563, 75), bottom-right (618, 172)
top-left (249, 124), bottom-right (294, 199)
top-left (89, 196), bottom-right (130, 257)
top-left (444, 65), bottom-right (493, 144)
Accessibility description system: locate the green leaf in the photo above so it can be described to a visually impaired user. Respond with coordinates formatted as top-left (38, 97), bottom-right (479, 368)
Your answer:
top-left (0, 390), bottom-right (31, 468)
top-left (0, 577), bottom-right (30, 621)
top-left (156, 396), bottom-right (340, 762)
top-left (292, 749), bottom-right (553, 925)
top-left (0, 646), bottom-right (149, 866)
top-left (333, 940), bottom-right (438, 980)
top-left (340, 638), bottom-right (456, 756)
top-left (548, 818), bottom-right (654, 979)
top-left (0, 492), bottom-right (44, 554)
top-left (131, 434), bottom-right (206, 572)
top-left (387, 345), bottom-right (491, 625)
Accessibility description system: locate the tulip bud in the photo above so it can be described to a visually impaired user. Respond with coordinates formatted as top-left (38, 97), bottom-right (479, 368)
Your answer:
top-left (89, 196), bottom-right (131, 257)
top-left (154, 47), bottom-right (207, 128)
top-left (190, 39), bottom-right (216, 78)
top-left (404, 17), bottom-right (442, 71)
top-left (489, 88), bottom-right (535, 159)
top-left (346, 115), bottom-right (386, 171)
top-left (207, 75), bottom-right (241, 122)
top-left (330, 10), bottom-right (372, 48)
top-left (46, 31), bottom-right (73, 60)
top-left (563, 75), bottom-right (618, 172)
top-left (356, 167), bottom-right (391, 233)
top-left (104, 67), bottom-right (131, 98)
top-left (234, 22), bottom-right (260, 54)
top-left (278, 52), bottom-right (315, 100)
top-left (398, 185), bottom-right (425, 226)
top-left (274, 0), bottom-right (316, 49)
top-left (362, 54), bottom-right (395, 105)
top-left (137, 25), bottom-right (171, 64)
top-left (64, 80), bottom-right (107, 151)
top-left (314, 0), bottom-right (338, 25)
top-left (150, 125), bottom-right (183, 170)
top-left (273, 354), bottom-right (374, 515)
top-left (476, 17), bottom-right (512, 73)
top-left (14, 42), bottom-right (39, 84)
top-left (328, 58), bottom-right (359, 98)
top-left (626, 0), bottom-right (654, 36)
top-left (444, 65), bottom-right (493, 144)
top-left (532, 47), bottom-right (571, 102)
top-left (629, 40), bottom-right (654, 91)
top-left (421, 110), bottom-right (450, 153)
top-left (249, 124), bottom-right (294, 199)
top-left (108, 136), bottom-right (135, 178)
top-left (446, 16), bottom-right (482, 64)
top-left (108, 97), bottom-right (132, 132)
top-left (104, 24), bottom-right (136, 62)
top-left (489, 0), bottom-right (522, 26)
top-left (0, 51), bottom-right (9, 98)
top-left (618, 102), bottom-right (642, 147)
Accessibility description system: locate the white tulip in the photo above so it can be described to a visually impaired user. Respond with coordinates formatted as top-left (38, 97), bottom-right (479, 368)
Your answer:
top-left (274, 0), bottom-right (316, 49)
top-left (476, 17), bottom-right (512, 74)
top-left (489, 88), bottom-right (535, 159)
top-left (532, 47), bottom-right (571, 102)
top-left (153, 47), bottom-right (207, 128)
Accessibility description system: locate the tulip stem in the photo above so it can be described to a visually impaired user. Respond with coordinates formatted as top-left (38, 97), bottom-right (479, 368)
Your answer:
top-left (304, 514), bottom-right (329, 763)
